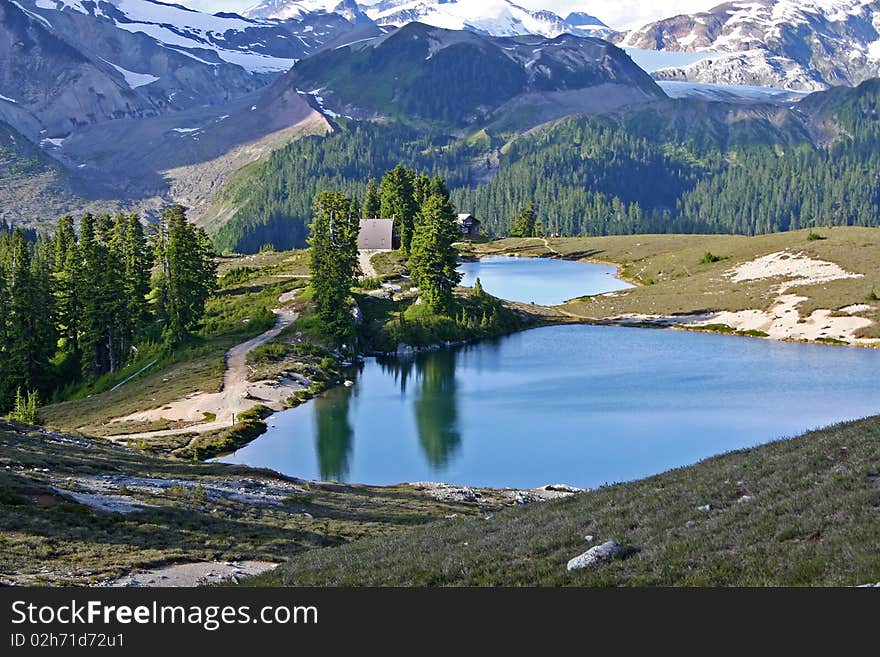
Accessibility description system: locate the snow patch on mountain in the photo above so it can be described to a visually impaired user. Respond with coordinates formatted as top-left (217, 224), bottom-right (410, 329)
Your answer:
top-left (621, 0), bottom-right (880, 90)
top-left (657, 80), bottom-right (805, 102)
top-left (99, 58), bottom-right (161, 89)
top-left (29, 0), bottom-right (302, 73)
top-left (16, 1), bottom-right (55, 28)
top-left (363, 0), bottom-right (611, 38)
top-left (244, 0), bottom-right (350, 20)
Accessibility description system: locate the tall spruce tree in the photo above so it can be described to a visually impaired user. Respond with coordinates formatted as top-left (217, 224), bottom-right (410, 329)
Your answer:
top-left (509, 203), bottom-right (537, 238)
top-left (51, 216), bottom-right (81, 355)
top-left (1, 229), bottom-right (54, 406)
top-left (0, 233), bottom-right (8, 407)
top-left (380, 166), bottom-right (418, 255)
top-left (409, 191), bottom-right (462, 314)
top-left (363, 178), bottom-right (381, 219)
top-left (119, 214), bottom-right (151, 345)
top-left (309, 191), bottom-right (359, 345)
top-left (152, 205), bottom-right (217, 345)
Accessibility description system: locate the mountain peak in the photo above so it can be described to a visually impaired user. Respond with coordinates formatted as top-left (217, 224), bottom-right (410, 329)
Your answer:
top-left (244, 0), bottom-right (362, 21)
top-left (619, 0), bottom-right (880, 91)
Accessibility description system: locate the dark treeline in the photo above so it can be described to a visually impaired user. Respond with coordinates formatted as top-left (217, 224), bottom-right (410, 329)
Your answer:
top-left (213, 122), bottom-right (480, 254)
top-left (0, 205), bottom-right (216, 414)
top-left (0, 219), bottom-right (37, 242)
top-left (214, 80), bottom-right (880, 252)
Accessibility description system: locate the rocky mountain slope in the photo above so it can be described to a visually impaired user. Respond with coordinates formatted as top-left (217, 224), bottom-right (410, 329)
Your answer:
top-left (0, 0), bottom-right (365, 140)
top-left (275, 22), bottom-right (662, 125)
top-left (619, 0), bottom-right (880, 91)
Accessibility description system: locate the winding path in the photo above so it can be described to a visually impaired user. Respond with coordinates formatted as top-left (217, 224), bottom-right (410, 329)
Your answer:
top-left (105, 307), bottom-right (299, 443)
top-left (359, 249), bottom-right (387, 279)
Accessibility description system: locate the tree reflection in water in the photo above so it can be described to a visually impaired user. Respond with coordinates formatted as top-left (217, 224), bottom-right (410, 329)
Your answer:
top-left (378, 351), bottom-right (462, 469)
top-left (314, 385), bottom-right (355, 481)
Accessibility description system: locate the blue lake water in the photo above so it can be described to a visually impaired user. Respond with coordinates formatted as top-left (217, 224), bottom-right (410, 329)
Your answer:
top-left (218, 325), bottom-right (880, 489)
top-left (458, 256), bottom-right (634, 305)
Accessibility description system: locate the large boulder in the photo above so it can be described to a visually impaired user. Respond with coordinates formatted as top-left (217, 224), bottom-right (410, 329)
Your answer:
top-left (566, 540), bottom-right (628, 571)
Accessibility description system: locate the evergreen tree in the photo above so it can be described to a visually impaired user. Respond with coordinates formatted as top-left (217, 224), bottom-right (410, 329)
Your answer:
top-left (380, 166), bottom-right (418, 255)
top-left (510, 203), bottom-right (537, 238)
top-left (120, 214), bottom-right (151, 344)
top-left (309, 192), bottom-right (359, 345)
top-left (363, 178), bottom-right (381, 219)
top-left (1, 229), bottom-right (54, 405)
top-left (51, 215), bottom-right (81, 355)
top-left (413, 173), bottom-right (432, 207)
top-left (409, 191), bottom-right (462, 313)
top-left (152, 205), bottom-right (217, 345)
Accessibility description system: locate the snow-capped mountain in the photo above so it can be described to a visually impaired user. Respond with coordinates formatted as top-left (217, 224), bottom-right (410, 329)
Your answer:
top-left (361, 0), bottom-right (612, 38)
top-left (619, 0), bottom-right (880, 90)
top-left (246, 0), bottom-right (615, 38)
top-left (243, 0), bottom-right (363, 21)
top-left (23, 0), bottom-right (354, 73)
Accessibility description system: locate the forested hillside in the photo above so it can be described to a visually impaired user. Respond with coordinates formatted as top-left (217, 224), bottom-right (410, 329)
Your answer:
top-left (0, 208), bottom-right (216, 417)
top-left (209, 80), bottom-right (880, 253)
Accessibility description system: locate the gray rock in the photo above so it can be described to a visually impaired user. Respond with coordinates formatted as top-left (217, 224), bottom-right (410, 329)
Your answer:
top-left (697, 503), bottom-right (713, 511)
top-left (567, 540), bottom-right (627, 571)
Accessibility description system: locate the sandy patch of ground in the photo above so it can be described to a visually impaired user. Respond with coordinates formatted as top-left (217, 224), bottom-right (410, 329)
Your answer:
top-left (702, 294), bottom-right (875, 343)
top-left (607, 251), bottom-right (876, 346)
top-left (359, 249), bottom-right (389, 279)
top-left (106, 306), bottom-right (302, 442)
top-left (728, 251), bottom-right (864, 290)
top-left (104, 561), bottom-right (278, 587)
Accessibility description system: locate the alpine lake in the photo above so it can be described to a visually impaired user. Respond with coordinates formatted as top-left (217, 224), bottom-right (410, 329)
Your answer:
top-left (217, 256), bottom-right (880, 489)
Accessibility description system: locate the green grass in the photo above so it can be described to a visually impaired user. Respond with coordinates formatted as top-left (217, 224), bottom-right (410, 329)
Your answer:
top-left (684, 324), bottom-right (769, 338)
top-left (470, 229), bottom-right (880, 339)
top-left (357, 289), bottom-right (531, 354)
top-left (169, 406), bottom-right (273, 461)
top-left (256, 415), bottom-right (880, 587)
top-left (40, 259), bottom-right (308, 435)
top-left (0, 421), bottom-right (496, 586)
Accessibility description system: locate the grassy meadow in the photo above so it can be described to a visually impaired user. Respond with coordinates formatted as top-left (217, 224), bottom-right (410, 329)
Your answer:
top-left (40, 250), bottom-right (311, 435)
top-left (256, 415), bottom-right (880, 587)
top-left (465, 228), bottom-right (880, 338)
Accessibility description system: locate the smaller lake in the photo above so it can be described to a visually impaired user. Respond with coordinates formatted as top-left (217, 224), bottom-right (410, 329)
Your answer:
top-left (458, 256), bottom-right (633, 305)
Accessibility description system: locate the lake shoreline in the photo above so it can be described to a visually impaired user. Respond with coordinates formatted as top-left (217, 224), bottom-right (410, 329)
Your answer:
top-left (463, 237), bottom-right (880, 349)
top-left (218, 322), bottom-right (880, 488)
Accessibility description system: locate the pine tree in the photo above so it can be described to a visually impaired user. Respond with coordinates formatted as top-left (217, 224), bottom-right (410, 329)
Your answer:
top-left (380, 166), bottom-right (418, 254)
top-left (0, 234), bottom-right (9, 408)
top-left (409, 191), bottom-right (462, 314)
top-left (4, 229), bottom-right (54, 400)
top-left (363, 178), bottom-right (381, 219)
top-left (152, 205), bottom-right (217, 345)
top-left (51, 215), bottom-right (81, 355)
top-left (510, 203), bottom-right (537, 238)
top-left (309, 191), bottom-right (359, 345)
top-left (120, 214), bottom-right (151, 344)
top-left (413, 173), bottom-right (432, 207)
top-left (473, 277), bottom-right (484, 297)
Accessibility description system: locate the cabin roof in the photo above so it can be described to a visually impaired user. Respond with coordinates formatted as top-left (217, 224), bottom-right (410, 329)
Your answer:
top-left (358, 218), bottom-right (394, 250)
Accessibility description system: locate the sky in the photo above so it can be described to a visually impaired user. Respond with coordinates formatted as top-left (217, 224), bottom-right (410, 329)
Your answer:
top-left (176, 1), bottom-right (720, 31)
